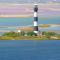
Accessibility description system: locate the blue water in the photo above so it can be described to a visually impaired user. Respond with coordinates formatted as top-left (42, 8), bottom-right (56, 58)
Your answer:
top-left (0, 17), bottom-right (60, 26)
top-left (0, 40), bottom-right (60, 60)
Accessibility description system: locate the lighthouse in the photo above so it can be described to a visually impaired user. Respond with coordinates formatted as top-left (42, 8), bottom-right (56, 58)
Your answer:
top-left (33, 3), bottom-right (38, 35)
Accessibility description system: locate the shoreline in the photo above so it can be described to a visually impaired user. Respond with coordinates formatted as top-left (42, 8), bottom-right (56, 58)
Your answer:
top-left (0, 24), bottom-right (60, 27)
top-left (0, 39), bottom-right (60, 40)
top-left (0, 24), bottom-right (60, 33)
top-left (0, 36), bottom-right (60, 40)
top-left (0, 14), bottom-right (60, 18)
top-left (0, 15), bottom-right (32, 18)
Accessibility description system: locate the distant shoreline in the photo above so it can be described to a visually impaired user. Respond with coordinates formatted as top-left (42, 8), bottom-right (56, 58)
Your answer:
top-left (0, 24), bottom-right (60, 34)
top-left (0, 24), bottom-right (60, 28)
top-left (0, 15), bottom-right (32, 18)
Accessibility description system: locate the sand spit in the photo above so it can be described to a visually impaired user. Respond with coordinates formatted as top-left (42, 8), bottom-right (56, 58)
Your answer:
top-left (0, 15), bottom-right (32, 18)
top-left (17, 26), bottom-right (33, 31)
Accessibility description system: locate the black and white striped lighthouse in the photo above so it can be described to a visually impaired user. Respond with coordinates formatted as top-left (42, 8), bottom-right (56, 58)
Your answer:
top-left (33, 3), bottom-right (38, 35)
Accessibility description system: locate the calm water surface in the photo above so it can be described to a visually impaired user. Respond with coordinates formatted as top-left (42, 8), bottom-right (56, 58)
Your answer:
top-left (0, 17), bottom-right (60, 26)
top-left (0, 40), bottom-right (60, 60)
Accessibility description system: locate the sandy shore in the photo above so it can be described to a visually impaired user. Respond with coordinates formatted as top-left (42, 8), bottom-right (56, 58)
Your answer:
top-left (0, 15), bottom-right (32, 18)
top-left (0, 24), bottom-right (60, 34)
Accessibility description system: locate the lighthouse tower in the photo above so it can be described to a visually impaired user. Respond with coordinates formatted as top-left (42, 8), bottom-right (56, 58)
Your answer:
top-left (33, 3), bottom-right (38, 35)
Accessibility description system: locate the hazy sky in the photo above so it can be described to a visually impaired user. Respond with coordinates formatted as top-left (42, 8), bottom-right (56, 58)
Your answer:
top-left (0, 0), bottom-right (60, 3)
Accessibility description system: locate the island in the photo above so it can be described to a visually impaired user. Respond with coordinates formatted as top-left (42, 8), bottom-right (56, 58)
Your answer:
top-left (0, 31), bottom-right (60, 40)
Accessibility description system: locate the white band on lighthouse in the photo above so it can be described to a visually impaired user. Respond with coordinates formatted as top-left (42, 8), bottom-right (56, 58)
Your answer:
top-left (34, 12), bottom-right (38, 17)
top-left (34, 4), bottom-right (38, 6)
top-left (34, 21), bottom-right (38, 26)
top-left (34, 31), bottom-right (38, 34)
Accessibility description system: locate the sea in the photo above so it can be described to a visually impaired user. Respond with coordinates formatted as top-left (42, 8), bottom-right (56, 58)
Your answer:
top-left (0, 40), bottom-right (60, 60)
top-left (0, 17), bottom-right (60, 26)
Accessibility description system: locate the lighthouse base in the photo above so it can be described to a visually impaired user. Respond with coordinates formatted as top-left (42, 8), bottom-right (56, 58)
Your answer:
top-left (34, 31), bottom-right (38, 34)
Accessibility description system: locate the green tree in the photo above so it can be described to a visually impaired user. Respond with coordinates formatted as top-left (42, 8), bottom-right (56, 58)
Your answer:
top-left (27, 31), bottom-right (37, 36)
top-left (20, 31), bottom-right (25, 36)
top-left (3, 31), bottom-right (19, 37)
top-left (42, 31), bottom-right (57, 39)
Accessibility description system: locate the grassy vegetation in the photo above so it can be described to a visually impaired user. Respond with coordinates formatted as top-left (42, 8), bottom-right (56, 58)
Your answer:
top-left (0, 31), bottom-right (60, 40)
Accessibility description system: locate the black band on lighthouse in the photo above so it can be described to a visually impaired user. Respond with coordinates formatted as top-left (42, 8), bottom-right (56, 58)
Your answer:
top-left (34, 17), bottom-right (38, 21)
top-left (34, 26), bottom-right (38, 31)
top-left (34, 5), bottom-right (38, 12)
